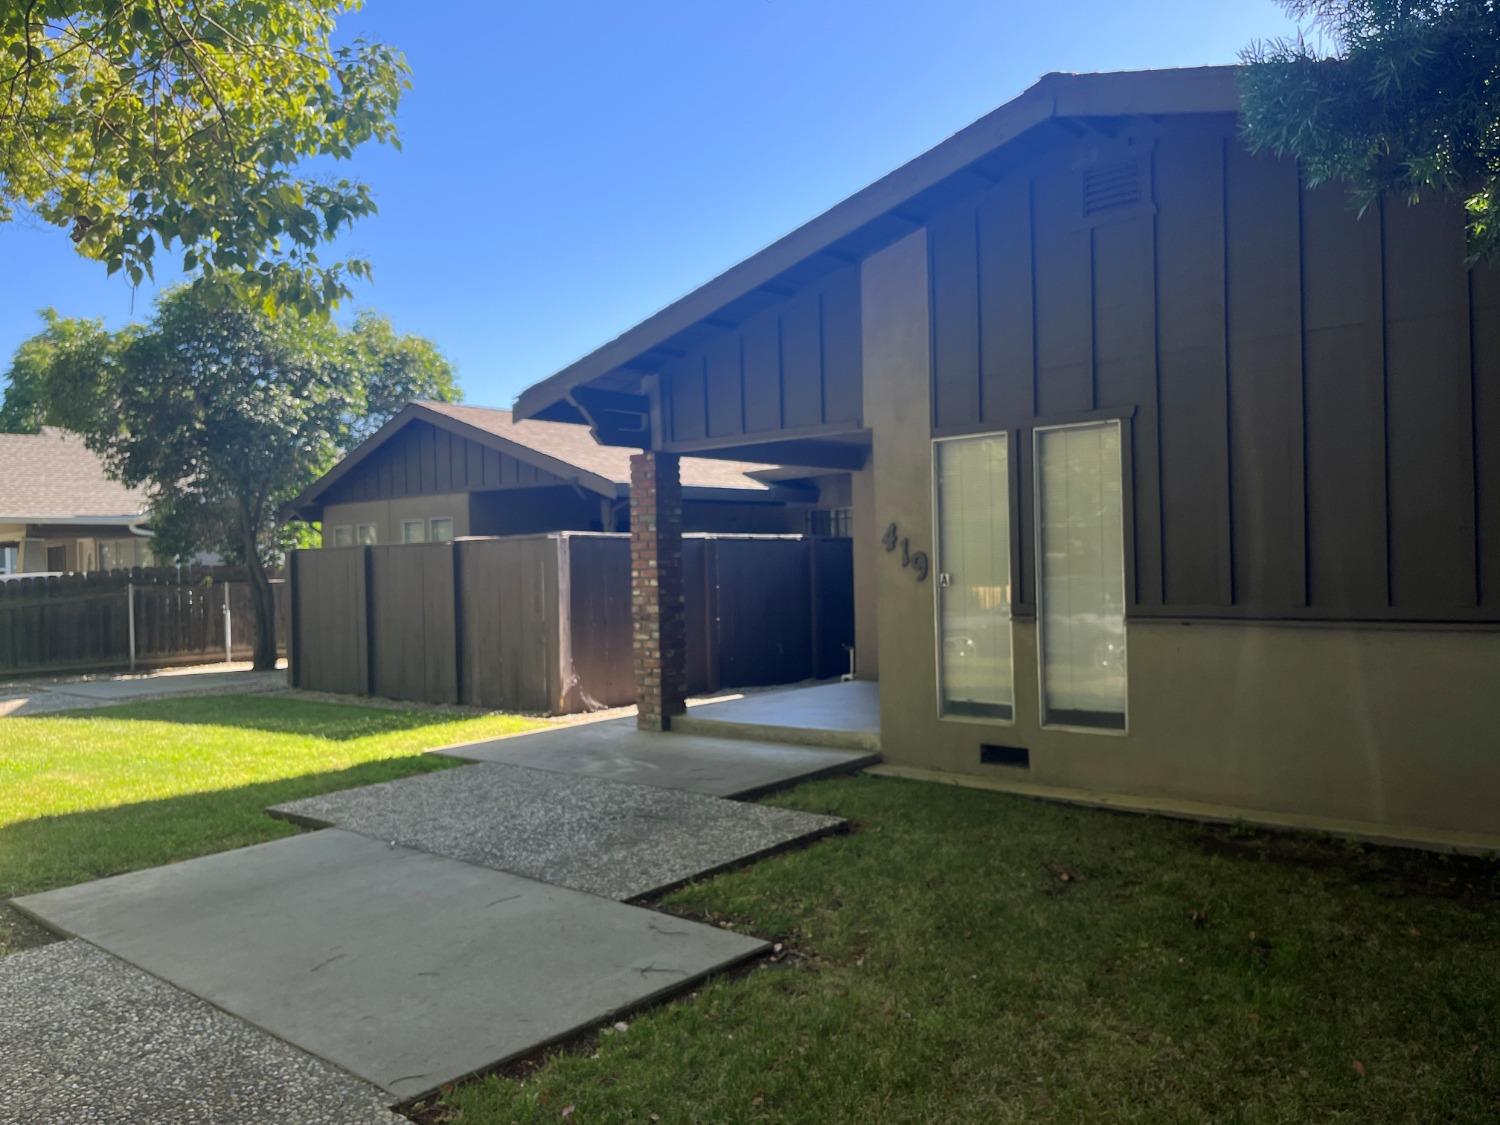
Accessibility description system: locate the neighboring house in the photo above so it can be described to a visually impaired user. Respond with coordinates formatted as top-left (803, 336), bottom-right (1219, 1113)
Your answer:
top-left (284, 400), bottom-right (844, 542)
top-left (0, 428), bottom-right (155, 574)
top-left (512, 66), bottom-right (1500, 849)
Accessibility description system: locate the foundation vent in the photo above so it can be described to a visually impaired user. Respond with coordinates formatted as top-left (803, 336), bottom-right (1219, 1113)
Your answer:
top-left (980, 744), bottom-right (1030, 769)
top-left (1082, 158), bottom-right (1144, 217)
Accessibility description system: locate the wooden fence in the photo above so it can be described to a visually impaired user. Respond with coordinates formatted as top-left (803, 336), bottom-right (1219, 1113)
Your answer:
top-left (0, 567), bottom-right (287, 677)
top-left (288, 532), bottom-right (853, 713)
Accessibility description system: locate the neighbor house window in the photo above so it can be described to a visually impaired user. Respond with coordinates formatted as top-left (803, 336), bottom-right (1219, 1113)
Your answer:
top-left (429, 517), bottom-right (454, 542)
top-left (933, 432), bottom-right (1014, 721)
top-left (356, 524), bottom-right (377, 545)
top-left (332, 525), bottom-right (354, 548)
top-left (401, 519), bottom-right (427, 544)
top-left (1035, 420), bottom-right (1127, 731)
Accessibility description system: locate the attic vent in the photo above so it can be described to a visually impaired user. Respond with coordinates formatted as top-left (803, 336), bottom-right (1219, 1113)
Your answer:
top-left (1082, 158), bottom-right (1144, 217)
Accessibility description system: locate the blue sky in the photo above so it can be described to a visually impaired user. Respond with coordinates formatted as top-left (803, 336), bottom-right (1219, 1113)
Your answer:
top-left (1, 1), bottom-right (1301, 409)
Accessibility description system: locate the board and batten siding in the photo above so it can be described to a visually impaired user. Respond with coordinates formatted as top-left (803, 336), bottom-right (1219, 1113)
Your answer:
top-left (662, 264), bottom-right (863, 446)
top-left (321, 419), bottom-right (569, 506)
top-left (925, 114), bottom-right (1499, 625)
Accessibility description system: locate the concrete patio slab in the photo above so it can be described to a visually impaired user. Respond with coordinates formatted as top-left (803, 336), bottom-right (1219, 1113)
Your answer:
top-left (13, 830), bottom-right (765, 1103)
top-left (0, 940), bottom-right (399, 1125)
top-left (673, 680), bottom-right (881, 751)
top-left (269, 763), bottom-right (844, 900)
top-left (435, 717), bottom-right (877, 798)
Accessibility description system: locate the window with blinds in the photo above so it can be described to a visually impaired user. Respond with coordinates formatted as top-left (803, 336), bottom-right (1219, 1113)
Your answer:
top-left (1035, 421), bottom-right (1128, 731)
top-left (933, 432), bottom-right (1014, 721)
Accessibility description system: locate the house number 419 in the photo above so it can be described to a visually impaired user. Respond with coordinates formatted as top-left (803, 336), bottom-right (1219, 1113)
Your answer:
top-left (882, 522), bottom-right (929, 582)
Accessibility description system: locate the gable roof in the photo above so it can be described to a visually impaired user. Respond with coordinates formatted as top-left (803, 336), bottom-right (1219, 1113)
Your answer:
top-left (419, 402), bottom-right (779, 492)
top-left (0, 428), bottom-right (148, 525)
top-left (286, 401), bottom-right (786, 518)
top-left (515, 65), bottom-right (1241, 423)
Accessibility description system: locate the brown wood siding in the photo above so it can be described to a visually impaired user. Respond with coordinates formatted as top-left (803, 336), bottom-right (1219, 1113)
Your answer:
top-left (663, 264), bottom-right (863, 446)
top-left (925, 114), bottom-right (1497, 624)
top-left (1476, 264), bottom-right (1500, 607)
top-left (320, 420), bottom-right (569, 506)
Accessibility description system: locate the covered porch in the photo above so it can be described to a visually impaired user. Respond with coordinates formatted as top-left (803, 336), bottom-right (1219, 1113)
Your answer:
top-left (677, 680), bottom-right (880, 753)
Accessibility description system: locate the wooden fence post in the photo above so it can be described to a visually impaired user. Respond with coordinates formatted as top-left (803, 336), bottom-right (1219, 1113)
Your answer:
top-left (127, 582), bottom-right (136, 672)
top-left (287, 551), bottom-right (300, 687)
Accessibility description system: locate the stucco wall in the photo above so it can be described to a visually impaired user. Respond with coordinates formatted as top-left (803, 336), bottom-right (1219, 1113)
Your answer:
top-left (850, 460), bottom-right (878, 678)
top-left (863, 228), bottom-right (1500, 843)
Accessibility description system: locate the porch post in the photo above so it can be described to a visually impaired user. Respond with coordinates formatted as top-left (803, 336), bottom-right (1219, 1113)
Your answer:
top-left (629, 450), bottom-right (686, 731)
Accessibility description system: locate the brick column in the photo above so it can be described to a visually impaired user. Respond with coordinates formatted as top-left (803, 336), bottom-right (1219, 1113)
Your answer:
top-left (630, 451), bottom-right (686, 731)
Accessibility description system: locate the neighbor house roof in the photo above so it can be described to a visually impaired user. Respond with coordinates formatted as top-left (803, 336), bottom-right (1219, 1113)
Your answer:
top-left (0, 428), bottom-right (147, 525)
top-left (286, 401), bottom-right (793, 519)
top-left (515, 65), bottom-right (1242, 424)
top-left (419, 402), bottom-right (778, 492)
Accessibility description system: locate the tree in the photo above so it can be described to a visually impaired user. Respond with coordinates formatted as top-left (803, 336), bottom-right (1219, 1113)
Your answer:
top-left (1, 1), bottom-right (408, 311)
top-left (4, 281), bottom-right (458, 668)
top-left (1239, 1), bottom-right (1500, 263)
top-left (0, 309), bottom-right (119, 432)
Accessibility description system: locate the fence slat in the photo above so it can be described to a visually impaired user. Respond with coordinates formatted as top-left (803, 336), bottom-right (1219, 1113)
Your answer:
top-left (288, 533), bottom-right (854, 716)
top-left (0, 566), bottom-right (286, 676)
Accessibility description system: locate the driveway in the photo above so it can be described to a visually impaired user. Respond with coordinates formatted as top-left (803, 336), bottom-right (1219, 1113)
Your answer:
top-left (0, 663), bottom-right (285, 717)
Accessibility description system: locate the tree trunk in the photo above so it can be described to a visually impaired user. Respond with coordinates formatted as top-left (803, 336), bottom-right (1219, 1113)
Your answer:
top-left (241, 512), bottom-right (278, 671)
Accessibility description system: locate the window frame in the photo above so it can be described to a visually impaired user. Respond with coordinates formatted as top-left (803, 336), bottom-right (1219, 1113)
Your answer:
top-left (400, 519), bottom-right (427, 544)
top-left (930, 429), bottom-right (1018, 727)
top-left (1032, 418), bottom-right (1130, 736)
top-left (428, 516), bottom-right (455, 542)
top-left (331, 525), bottom-right (354, 548)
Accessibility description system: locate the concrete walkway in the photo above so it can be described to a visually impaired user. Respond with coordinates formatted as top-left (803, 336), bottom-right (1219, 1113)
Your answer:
top-left (438, 715), bottom-right (878, 797)
top-left (673, 680), bottom-right (881, 751)
top-left (7, 717), bottom-right (872, 1121)
top-left (0, 663), bottom-right (285, 717)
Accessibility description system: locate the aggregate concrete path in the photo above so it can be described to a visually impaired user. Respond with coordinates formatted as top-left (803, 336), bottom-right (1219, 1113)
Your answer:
top-left (0, 940), bottom-right (399, 1125)
top-left (269, 762), bottom-right (845, 900)
top-left (437, 717), bottom-right (878, 797)
top-left (14, 829), bottom-right (766, 1103)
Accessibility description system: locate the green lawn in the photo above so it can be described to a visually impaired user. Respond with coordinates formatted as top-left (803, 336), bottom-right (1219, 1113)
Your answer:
top-left (0, 693), bottom-right (542, 956)
top-left (439, 776), bottom-right (1500, 1125)
top-left (4, 701), bottom-right (1497, 1121)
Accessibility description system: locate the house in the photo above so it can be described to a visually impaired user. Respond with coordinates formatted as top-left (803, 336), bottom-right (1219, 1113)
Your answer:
top-left (511, 66), bottom-right (1500, 850)
top-left (284, 400), bottom-right (844, 542)
top-left (0, 428), bottom-right (156, 574)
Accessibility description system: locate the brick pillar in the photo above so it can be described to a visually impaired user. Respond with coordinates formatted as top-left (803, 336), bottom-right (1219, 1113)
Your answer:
top-left (630, 451), bottom-right (686, 731)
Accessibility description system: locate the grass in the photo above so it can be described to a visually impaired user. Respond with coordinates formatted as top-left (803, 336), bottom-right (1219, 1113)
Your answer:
top-left (439, 775), bottom-right (1500, 1124)
top-left (0, 693), bottom-right (543, 956)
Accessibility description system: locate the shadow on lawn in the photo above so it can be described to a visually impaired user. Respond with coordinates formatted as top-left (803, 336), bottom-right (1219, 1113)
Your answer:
top-left (42, 693), bottom-right (494, 741)
top-left (0, 754), bottom-right (459, 909)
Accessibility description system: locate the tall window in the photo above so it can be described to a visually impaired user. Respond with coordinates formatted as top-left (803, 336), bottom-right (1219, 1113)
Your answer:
top-left (1035, 421), bottom-right (1127, 730)
top-left (933, 433), bottom-right (1013, 720)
